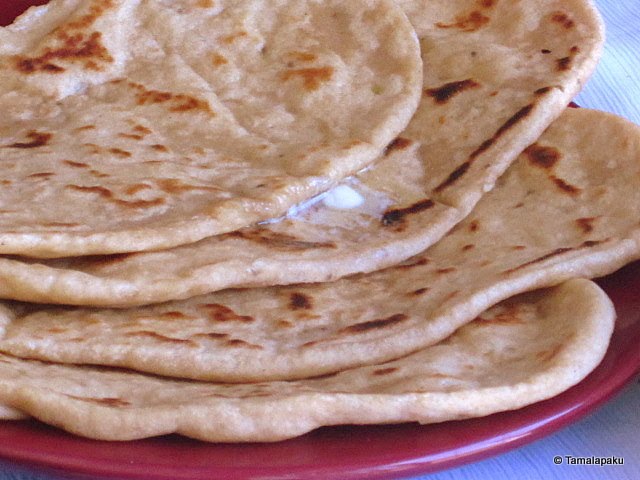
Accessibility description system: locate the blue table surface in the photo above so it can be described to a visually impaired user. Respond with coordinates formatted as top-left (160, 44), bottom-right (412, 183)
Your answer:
top-left (0, 0), bottom-right (639, 479)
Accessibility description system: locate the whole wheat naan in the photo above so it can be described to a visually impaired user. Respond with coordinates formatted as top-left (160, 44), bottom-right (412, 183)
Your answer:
top-left (0, 0), bottom-right (422, 257)
top-left (0, 0), bottom-right (604, 305)
top-left (0, 108), bottom-right (636, 382)
top-left (0, 279), bottom-right (614, 441)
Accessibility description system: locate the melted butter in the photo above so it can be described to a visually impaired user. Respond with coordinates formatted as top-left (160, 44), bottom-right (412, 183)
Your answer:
top-left (322, 185), bottom-right (364, 210)
top-left (258, 178), bottom-right (394, 228)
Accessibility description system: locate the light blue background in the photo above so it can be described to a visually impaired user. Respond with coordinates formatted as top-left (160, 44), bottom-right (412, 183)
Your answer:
top-left (0, 0), bottom-right (638, 478)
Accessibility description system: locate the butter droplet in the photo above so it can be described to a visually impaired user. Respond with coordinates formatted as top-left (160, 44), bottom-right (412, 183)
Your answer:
top-left (322, 185), bottom-right (364, 210)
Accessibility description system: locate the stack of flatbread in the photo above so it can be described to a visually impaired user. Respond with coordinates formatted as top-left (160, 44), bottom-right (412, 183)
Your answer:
top-left (0, 0), bottom-right (637, 443)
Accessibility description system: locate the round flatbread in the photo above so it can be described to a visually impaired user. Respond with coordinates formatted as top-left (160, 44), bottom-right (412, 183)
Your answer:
top-left (0, 0), bottom-right (422, 257)
top-left (0, 0), bottom-right (605, 305)
top-left (0, 279), bottom-right (614, 441)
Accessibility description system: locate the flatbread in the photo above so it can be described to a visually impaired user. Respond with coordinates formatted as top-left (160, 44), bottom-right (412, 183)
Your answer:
top-left (0, 108), bottom-right (636, 382)
top-left (0, 0), bottom-right (422, 257)
top-left (0, 0), bottom-right (605, 305)
top-left (0, 279), bottom-right (614, 441)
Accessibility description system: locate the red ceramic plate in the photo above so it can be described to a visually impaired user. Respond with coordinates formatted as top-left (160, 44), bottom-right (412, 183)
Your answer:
top-left (1, 2), bottom-right (639, 479)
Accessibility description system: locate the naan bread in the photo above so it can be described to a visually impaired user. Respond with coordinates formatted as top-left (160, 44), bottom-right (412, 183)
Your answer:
top-left (0, 108), bottom-right (636, 382)
top-left (0, 0), bottom-right (605, 305)
top-left (0, 279), bottom-right (614, 441)
top-left (0, 0), bottom-right (422, 257)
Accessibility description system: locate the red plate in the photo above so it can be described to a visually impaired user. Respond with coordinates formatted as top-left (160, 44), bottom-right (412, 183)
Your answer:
top-left (1, 2), bottom-right (639, 479)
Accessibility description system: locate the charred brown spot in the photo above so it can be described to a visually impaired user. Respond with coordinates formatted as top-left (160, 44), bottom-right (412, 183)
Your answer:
top-left (228, 228), bottom-right (337, 250)
top-left (434, 161), bottom-right (471, 193)
top-left (124, 183), bottom-right (152, 195)
top-left (200, 303), bottom-right (254, 323)
top-left (384, 137), bottom-right (412, 156)
top-left (46, 327), bottom-right (68, 334)
top-left (424, 79), bottom-right (480, 104)
top-left (211, 53), bottom-right (228, 66)
top-left (469, 220), bottom-right (480, 232)
top-left (83, 143), bottom-right (101, 154)
top-left (171, 96), bottom-right (210, 112)
top-left (114, 198), bottom-right (165, 209)
top-left (225, 339), bottom-right (262, 349)
top-left (131, 83), bottom-right (212, 113)
top-left (434, 103), bottom-right (532, 183)
top-left (495, 104), bottom-right (534, 138)
top-left (556, 46), bottom-right (579, 72)
top-left (541, 49), bottom-right (552, 54)
top-left (342, 314), bottom-right (408, 334)
top-left (12, 4), bottom-right (117, 74)
top-left (504, 247), bottom-right (574, 274)
top-left (66, 185), bottom-right (113, 198)
top-left (512, 245), bottom-right (527, 250)
top-left (192, 332), bottom-right (229, 340)
top-left (66, 185), bottom-right (166, 209)
top-left (551, 12), bottom-right (575, 29)
top-left (109, 148), bottom-right (131, 158)
top-left (63, 160), bottom-right (90, 168)
top-left (306, 371), bottom-right (339, 380)
top-left (462, 244), bottom-right (475, 251)
top-left (288, 51), bottom-right (318, 62)
top-left (26, 172), bottom-right (54, 179)
top-left (436, 267), bottom-right (457, 274)
top-left (75, 125), bottom-right (96, 131)
top-left (126, 330), bottom-right (196, 346)
top-left (382, 199), bottom-right (435, 226)
top-left (160, 311), bottom-right (192, 320)
top-left (436, 10), bottom-right (490, 32)
top-left (7, 131), bottom-right (52, 149)
top-left (556, 56), bottom-right (572, 71)
top-left (221, 31), bottom-right (248, 44)
top-left (479, 306), bottom-right (525, 325)
top-left (150, 144), bottom-right (169, 152)
top-left (155, 178), bottom-right (219, 195)
top-left (576, 217), bottom-right (597, 234)
top-left (396, 257), bottom-right (430, 270)
top-left (133, 124), bottom-right (152, 135)
top-left (552, 176), bottom-right (581, 195)
top-left (411, 287), bottom-right (430, 296)
top-left (289, 292), bottom-right (313, 311)
top-left (534, 86), bottom-right (552, 95)
top-left (14, 30), bottom-right (113, 74)
top-left (282, 67), bottom-right (334, 91)
top-left (67, 395), bottom-right (131, 407)
top-left (470, 139), bottom-right (496, 161)
top-left (373, 367), bottom-right (399, 376)
top-left (118, 133), bottom-right (143, 140)
top-left (524, 143), bottom-right (561, 169)
top-left (582, 239), bottom-right (606, 248)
